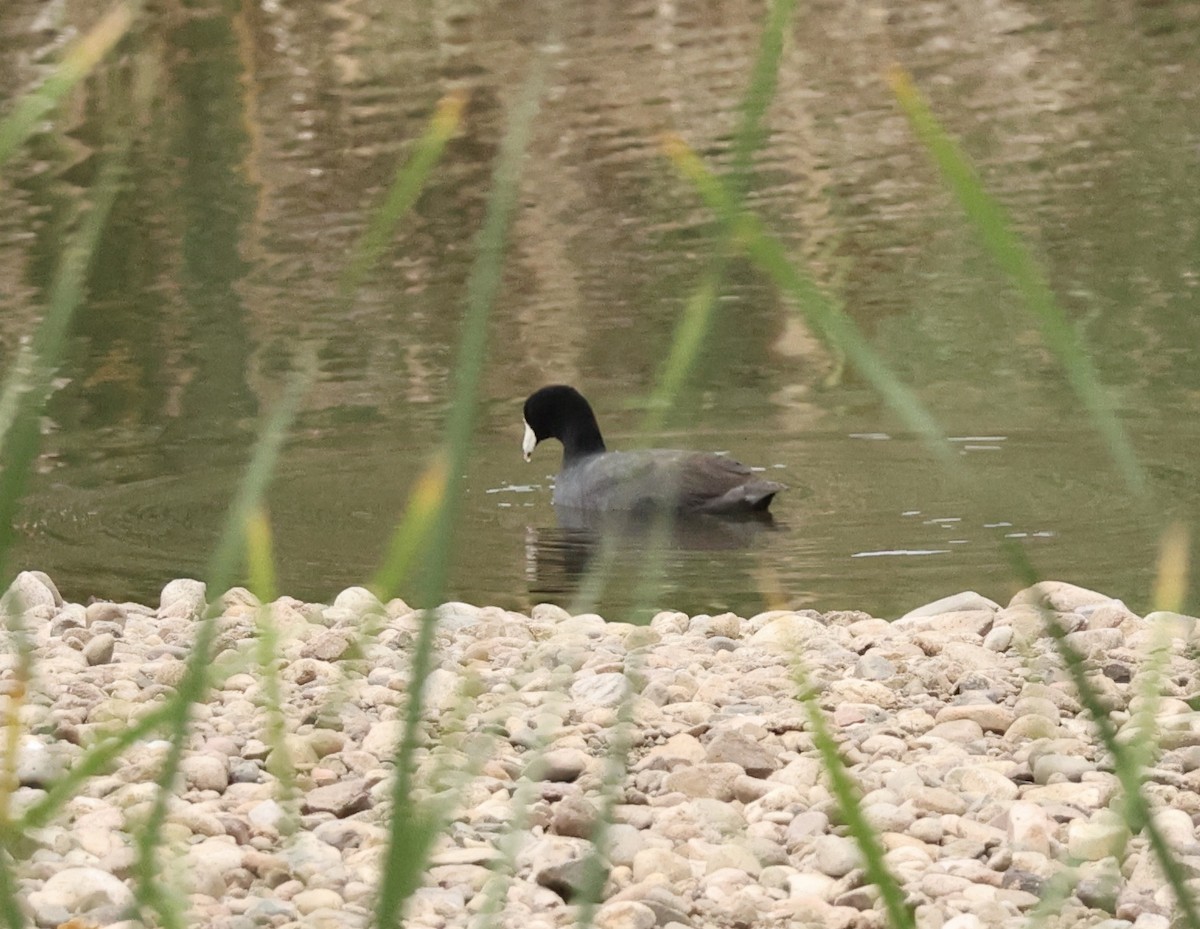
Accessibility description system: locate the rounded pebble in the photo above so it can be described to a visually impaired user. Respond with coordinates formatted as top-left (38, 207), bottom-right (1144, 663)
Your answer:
top-left (4, 576), bottom-right (1196, 929)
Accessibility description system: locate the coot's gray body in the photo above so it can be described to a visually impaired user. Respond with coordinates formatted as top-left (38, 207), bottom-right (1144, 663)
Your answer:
top-left (522, 385), bottom-right (785, 516)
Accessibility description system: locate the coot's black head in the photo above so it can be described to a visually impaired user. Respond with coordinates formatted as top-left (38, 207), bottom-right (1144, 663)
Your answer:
top-left (522, 385), bottom-right (607, 464)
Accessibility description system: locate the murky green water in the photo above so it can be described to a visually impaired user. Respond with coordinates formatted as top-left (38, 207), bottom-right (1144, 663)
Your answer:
top-left (2, 1), bottom-right (1198, 619)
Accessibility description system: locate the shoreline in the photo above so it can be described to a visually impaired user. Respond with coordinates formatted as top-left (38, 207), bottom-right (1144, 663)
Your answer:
top-left (2, 571), bottom-right (1197, 929)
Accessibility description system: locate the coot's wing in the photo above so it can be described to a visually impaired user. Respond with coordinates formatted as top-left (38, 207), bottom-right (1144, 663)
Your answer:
top-left (679, 452), bottom-right (786, 513)
top-left (555, 449), bottom-right (784, 514)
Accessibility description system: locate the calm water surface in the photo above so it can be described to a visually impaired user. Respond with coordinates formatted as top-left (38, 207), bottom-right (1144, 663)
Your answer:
top-left (1, 2), bottom-right (1198, 619)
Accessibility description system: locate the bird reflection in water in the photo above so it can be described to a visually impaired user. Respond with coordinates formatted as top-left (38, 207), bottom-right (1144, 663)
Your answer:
top-left (524, 505), bottom-right (780, 604)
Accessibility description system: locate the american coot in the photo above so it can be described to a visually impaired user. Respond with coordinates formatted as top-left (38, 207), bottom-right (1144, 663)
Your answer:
top-left (522, 385), bottom-right (786, 515)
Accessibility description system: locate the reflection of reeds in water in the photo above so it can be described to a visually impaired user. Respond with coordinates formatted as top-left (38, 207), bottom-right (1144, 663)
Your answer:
top-left (1, 2), bottom-right (1196, 928)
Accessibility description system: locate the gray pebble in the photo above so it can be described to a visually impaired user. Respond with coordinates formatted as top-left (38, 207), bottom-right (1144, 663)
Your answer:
top-left (159, 578), bottom-right (207, 618)
top-left (7, 572), bottom-right (1193, 929)
top-left (813, 834), bottom-right (860, 877)
top-left (83, 632), bottom-right (116, 665)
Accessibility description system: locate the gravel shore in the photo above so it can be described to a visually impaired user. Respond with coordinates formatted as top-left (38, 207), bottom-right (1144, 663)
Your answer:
top-left (2, 571), bottom-right (1199, 929)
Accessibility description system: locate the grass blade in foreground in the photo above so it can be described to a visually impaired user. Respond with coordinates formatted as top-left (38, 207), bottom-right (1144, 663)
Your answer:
top-left (1003, 542), bottom-right (1200, 926)
top-left (566, 9), bottom-right (801, 912)
top-left (730, 0), bottom-right (795, 197)
top-left (664, 135), bottom-right (954, 467)
top-left (340, 91), bottom-right (466, 295)
top-left (373, 59), bottom-right (544, 929)
top-left (594, 0), bottom-right (797, 596)
top-left (132, 361), bottom-right (312, 929)
top-left (0, 857), bottom-right (21, 929)
top-left (888, 67), bottom-right (1146, 497)
top-left (793, 669), bottom-right (916, 929)
top-left (369, 454), bottom-right (448, 603)
top-left (244, 508), bottom-right (299, 832)
top-left (0, 145), bottom-right (128, 578)
top-left (1153, 522), bottom-right (1190, 616)
top-left (646, 0), bottom-right (794, 432)
top-left (0, 3), bottom-right (136, 170)
top-left (0, 135), bottom-right (129, 928)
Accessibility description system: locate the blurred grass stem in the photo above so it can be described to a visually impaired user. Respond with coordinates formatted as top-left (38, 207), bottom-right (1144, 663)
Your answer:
top-left (373, 57), bottom-right (544, 929)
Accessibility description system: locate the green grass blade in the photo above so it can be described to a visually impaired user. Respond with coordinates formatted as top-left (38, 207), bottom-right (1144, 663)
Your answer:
top-left (0, 144), bottom-right (128, 581)
top-left (340, 91), bottom-right (465, 295)
top-left (132, 361), bottom-right (312, 928)
top-left (373, 58), bottom-right (544, 929)
top-left (731, 0), bottom-right (795, 196)
top-left (587, 0), bottom-right (797, 603)
top-left (664, 136), bottom-right (955, 466)
top-left (0, 344), bottom-right (36, 465)
top-left (16, 702), bottom-right (174, 833)
top-left (369, 453), bottom-right (448, 600)
top-left (10, 641), bottom-right (260, 839)
top-left (244, 508), bottom-right (298, 831)
top-left (0, 599), bottom-right (32, 929)
top-left (0, 850), bottom-right (25, 929)
top-left (0, 597), bottom-right (34, 833)
top-left (794, 671), bottom-right (916, 929)
top-left (202, 356), bottom-right (314, 595)
top-left (244, 507), bottom-right (278, 603)
top-left (565, 11), bottom-right (804, 909)
top-left (1153, 522), bottom-right (1190, 614)
top-left (888, 68), bottom-right (1147, 497)
top-left (0, 141), bottom-right (129, 929)
top-left (1003, 542), bottom-right (1200, 924)
top-left (0, 3), bottom-right (136, 170)
top-left (0, 123), bottom-right (128, 929)
top-left (645, 0), bottom-right (795, 435)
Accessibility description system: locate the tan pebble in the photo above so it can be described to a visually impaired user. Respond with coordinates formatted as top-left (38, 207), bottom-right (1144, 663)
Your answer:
top-left (1022, 781), bottom-right (1112, 808)
top-left (1008, 581), bottom-right (1112, 613)
top-left (704, 729), bottom-right (781, 777)
top-left (944, 765), bottom-right (1019, 801)
top-left (1005, 714), bottom-right (1060, 743)
top-left (274, 879), bottom-right (304, 900)
top-left (983, 626), bottom-right (1013, 650)
top-left (733, 774), bottom-right (772, 803)
top-left (748, 614), bottom-right (831, 651)
top-left (302, 630), bottom-right (354, 662)
top-left (550, 794), bottom-right (598, 838)
top-left (360, 720), bottom-right (403, 763)
top-left (26, 866), bottom-right (132, 925)
top-left (812, 834), bottom-right (860, 878)
top-left (1005, 801), bottom-right (1055, 855)
top-left (1068, 810), bottom-right (1129, 861)
top-left (1031, 753), bottom-right (1092, 784)
top-left (1153, 807), bottom-right (1196, 849)
top-left (293, 888), bottom-right (345, 914)
top-left (306, 729), bottom-right (344, 758)
top-left (643, 732), bottom-right (706, 770)
top-left (532, 748), bottom-right (590, 783)
top-left (180, 754), bottom-right (228, 793)
top-left (623, 626), bottom-right (661, 649)
top-left (169, 805), bottom-right (226, 837)
top-left (911, 786), bottom-right (967, 815)
top-left (1063, 627), bottom-right (1124, 658)
top-left (899, 591), bottom-right (1000, 620)
top-left (85, 601), bottom-right (125, 625)
top-left (531, 602), bottom-right (572, 623)
top-left (704, 844), bottom-right (761, 876)
top-left (923, 719), bottom-right (984, 743)
top-left (662, 763), bottom-right (742, 800)
top-left (935, 703), bottom-right (1014, 733)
